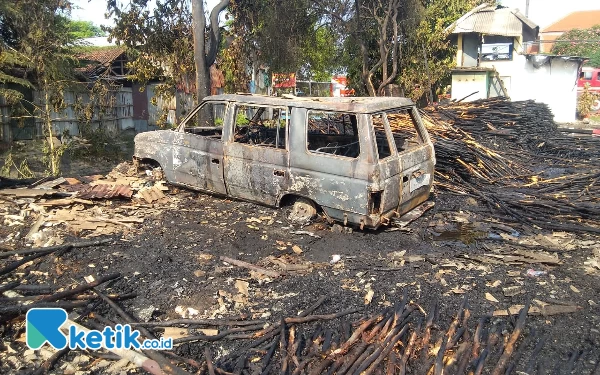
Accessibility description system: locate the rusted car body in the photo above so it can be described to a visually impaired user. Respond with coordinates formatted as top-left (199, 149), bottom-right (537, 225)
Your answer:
top-left (134, 94), bottom-right (435, 229)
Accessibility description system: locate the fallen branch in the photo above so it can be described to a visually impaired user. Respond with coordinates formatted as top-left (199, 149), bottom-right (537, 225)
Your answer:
top-left (131, 318), bottom-right (265, 328)
top-left (220, 256), bottom-right (281, 278)
top-left (0, 239), bottom-right (111, 259)
top-left (39, 273), bottom-right (121, 302)
top-left (491, 300), bottom-right (530, 375)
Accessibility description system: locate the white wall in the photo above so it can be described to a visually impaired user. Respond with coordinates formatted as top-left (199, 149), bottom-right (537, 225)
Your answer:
top-left (480, 55), bottom-right (580, 122)
top-left (451, 72), bottom-right (489, 101)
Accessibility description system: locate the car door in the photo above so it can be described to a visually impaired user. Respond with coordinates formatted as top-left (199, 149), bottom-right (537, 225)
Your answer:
top-left (371, 113), bottom-right (401, 215)
top-left (223, 104), bottom-right (289, 205)
top-left (385, 107), bottom-right (435, 215)
top-left (172, 101), bottom-right (228, 194)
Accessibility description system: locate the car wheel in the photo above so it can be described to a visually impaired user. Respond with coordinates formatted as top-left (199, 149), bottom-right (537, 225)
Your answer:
top-left (287, 198), bottom-right (317, 225)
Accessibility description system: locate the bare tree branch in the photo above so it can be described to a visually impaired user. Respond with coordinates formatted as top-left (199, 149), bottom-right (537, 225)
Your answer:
top-left (206, 0), bottom-right (230, 66)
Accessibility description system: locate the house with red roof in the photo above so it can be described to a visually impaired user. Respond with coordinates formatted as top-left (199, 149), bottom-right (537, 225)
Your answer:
top-left (539, 10), bottom-right (600, 53)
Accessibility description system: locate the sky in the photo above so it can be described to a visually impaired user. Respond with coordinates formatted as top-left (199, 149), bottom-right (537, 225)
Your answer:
top-left (498, 0), bottom-right (600, 29)
top-left (72, 0), bottom-right (599, 30)
top-left (70, 0), bottom-right (224, 27)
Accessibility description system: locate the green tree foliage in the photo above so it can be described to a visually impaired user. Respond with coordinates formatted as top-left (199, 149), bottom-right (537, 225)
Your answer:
top-left (343, 0), bottom-right (487, 100)
top-left (105, 0), bottom-right (196, 121)
top-left (301, 26), bottom-right (340, 81)
top-left (225, 0), bottom-right (339, 88)
top-left (66, 19), bottom-right (105, 39)
top-left (552, 25), bottom-right (600, 67)
top-left (398, 0), bottom-right (488, 102)
top-left (106, 0), bottom-right (227, 120)
top-left (0, 0), bottom-right (77, 175)
top-left (230, 0), bottom-right (318, 72)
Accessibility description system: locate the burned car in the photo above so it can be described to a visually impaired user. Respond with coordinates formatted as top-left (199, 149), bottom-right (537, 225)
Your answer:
top-left (134, 94), bottom-right (435, 229)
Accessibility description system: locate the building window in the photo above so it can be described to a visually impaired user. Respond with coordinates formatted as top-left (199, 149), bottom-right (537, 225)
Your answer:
top-left (580, 71), bottom-right (593, 80)
top-left (480, 36), bottom-right (514, 61)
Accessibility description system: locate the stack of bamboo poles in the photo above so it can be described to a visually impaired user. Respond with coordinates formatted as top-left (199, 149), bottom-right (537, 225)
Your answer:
top-left (418, 98), bottom-right (600, 233)
top-left (212, 294), bottom-right (532, 375)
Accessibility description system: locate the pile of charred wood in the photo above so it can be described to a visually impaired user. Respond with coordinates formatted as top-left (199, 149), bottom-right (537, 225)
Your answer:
top-left (1, 237), bottom-right (538, 375)
top-left (421, 98), bottom-right (600, 234)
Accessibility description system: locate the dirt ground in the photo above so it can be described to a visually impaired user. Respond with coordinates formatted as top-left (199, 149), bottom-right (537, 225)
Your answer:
top-left (1, 158), bottom-right (600, 374)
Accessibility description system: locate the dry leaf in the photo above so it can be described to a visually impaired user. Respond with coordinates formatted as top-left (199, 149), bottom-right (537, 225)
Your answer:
top-left (235, 279), bottom-right (249, 296)
top-left (570, 285), bottom-right (581, 293)
top-left (292, 245), bottom-right (303, 254)
top-left (486, 280), bottom-right (502, 288)
top-left (163, 327), bottom-right (189, 340)
top-left (364, 289), bottom-right (374, 305)
top-left (485, 292), bottom-right (499, 303)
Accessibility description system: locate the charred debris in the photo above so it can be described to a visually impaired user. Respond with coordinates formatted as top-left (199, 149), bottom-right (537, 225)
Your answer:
top-left (1, 97), bottom-right (599, 374)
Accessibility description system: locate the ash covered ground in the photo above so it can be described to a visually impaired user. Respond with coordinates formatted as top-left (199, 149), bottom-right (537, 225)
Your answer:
top-left (1, 182), bottom-right (600, 374)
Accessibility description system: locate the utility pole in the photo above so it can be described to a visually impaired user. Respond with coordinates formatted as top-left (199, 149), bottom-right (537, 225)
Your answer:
top-left (526, 0), bottom-right (530, 17)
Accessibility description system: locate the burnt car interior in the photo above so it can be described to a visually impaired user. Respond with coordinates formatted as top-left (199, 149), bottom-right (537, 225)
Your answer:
top-left (233, 105), bottom-right (287, 149)
top-left (183, 102), bottom-right (227, 139)
top-left (179, 101), bottom-right (420, 159)
top-left (307, 111), bottom-right (361, 158)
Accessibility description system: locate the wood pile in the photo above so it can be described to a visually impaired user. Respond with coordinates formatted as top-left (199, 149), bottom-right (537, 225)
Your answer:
top-left (0, 239), bottom-right (539, 375)
top-left (421, 98), bottom-right (600, 234)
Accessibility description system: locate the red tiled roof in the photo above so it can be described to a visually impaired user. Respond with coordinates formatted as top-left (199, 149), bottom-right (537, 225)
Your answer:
top-left (542, 10), bottom-right (600, 33)
top-left (76, 47), bottom-right (126, 78)
top-left (77, 47), bottom-right (126, 65)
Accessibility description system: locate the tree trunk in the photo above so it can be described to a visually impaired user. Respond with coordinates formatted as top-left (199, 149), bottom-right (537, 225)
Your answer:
top-left (191, 0), bottom-right (209, 103)
top-left (191, 0), bottom-right (229, 104)
top-left (43, 79), bottom-right (59, 176)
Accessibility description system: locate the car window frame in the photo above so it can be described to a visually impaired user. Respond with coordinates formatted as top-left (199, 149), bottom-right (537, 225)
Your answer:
top-left (230, 103), bottom-right (290, 151)
top-left (382, 106), bottom-right (426, 156)
top-left (304, 109), bottom-right (362, 160)
top-left (176, 101), bottom-right (229, 134)
top-left (370, 112), bottom-right (397, 161)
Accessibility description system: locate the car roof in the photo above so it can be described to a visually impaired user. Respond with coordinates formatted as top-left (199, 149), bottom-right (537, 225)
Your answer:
top-left (204, 94), bottom-right (415, 114)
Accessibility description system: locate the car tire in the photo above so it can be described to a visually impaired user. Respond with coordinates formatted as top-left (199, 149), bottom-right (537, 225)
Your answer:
top-left (287, 198), bottom-right (317, 225)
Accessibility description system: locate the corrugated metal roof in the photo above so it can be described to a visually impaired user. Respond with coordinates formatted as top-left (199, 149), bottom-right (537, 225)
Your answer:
top-left (449, 4), bottom-right (538, 37)
top-left (64, 184), bottom-right (133, 199)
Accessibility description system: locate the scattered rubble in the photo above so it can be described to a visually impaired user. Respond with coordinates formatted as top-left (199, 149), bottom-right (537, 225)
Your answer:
top-left (1, 98), bottom-right (600, 374)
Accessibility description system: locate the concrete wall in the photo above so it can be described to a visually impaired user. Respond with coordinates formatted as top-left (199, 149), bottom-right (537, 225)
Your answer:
top-left (479, 55), bottom-right (580, 122)
top-left (451, 72), bottom-right (489, 101)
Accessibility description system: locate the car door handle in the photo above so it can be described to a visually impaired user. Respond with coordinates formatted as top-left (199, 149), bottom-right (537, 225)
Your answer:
top-left (211, 158), bottom-right (220, 164)
top-left (274, 169), bottom-right (285, 177)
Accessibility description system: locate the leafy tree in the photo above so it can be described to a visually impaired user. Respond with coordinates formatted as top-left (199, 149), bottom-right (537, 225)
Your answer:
top-left (398, 0), bottom-right (488, 102)
top-left (66, 19), bottom-right (105, 39)
top-left (337, 0), bottom-right (487, 100)
top-left (552, 25), bottom-right (600, 67)
top-left (0, 0), bottom-right (78, 175)
top-left (300, 26), bottom-right (340, 81)
top-left (106, 0), bottom-right (228, 120)
top-left (225, 0), bottom-right (338, 89)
